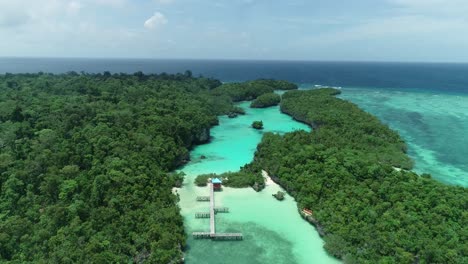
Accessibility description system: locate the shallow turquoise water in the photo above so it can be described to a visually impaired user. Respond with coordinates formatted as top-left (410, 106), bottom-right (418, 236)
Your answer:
top-left (177, 102), bottom-right (339, 264)
top-left (338, 87), bottom-right (468, 187)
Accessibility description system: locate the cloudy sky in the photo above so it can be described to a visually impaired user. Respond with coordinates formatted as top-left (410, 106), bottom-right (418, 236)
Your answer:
top-left (0, 0), bottom-right (467, 62)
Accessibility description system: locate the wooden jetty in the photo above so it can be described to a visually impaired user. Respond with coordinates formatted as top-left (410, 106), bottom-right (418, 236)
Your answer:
top-left (196, 196), bottom-right (210, 201)
top-left (193, 183), bottom-right (243, 241)
top-left (192, 232), bottom-right (243, 240)
top-left (195, 212), bottom-right (211, 218)
top-left (209, 183), bottom-right (215, 235)
top-left (195, 208), bottom-right (228, 218)
top-left (192, 232), bottom-right (211, 239)
top-left (212, 233), bottom-right (243, 240)
top-left (214, 207), bottom-right (229, 213)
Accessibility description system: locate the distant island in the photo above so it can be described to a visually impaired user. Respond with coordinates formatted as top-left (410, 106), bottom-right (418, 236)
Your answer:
top-left (0, 72), bottom-right (466, 264)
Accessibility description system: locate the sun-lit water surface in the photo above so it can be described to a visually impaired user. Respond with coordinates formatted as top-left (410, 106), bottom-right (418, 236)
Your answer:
top-left (177, 102), bottom-right (339, 264)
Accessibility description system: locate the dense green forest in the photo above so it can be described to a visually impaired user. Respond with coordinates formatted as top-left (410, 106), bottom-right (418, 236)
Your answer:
top-left (250, 79), bottom-right (298, 90)
top-left (211, 79), bottom-right (297, 102)
top-left (0, 71), bottom-right (235, 263)
top-left (2, 73), bottom-right (465, 263)
top-left (244, 89), bottom-right (468, 263)
top-left (281, 88), bottom-right (413, 169)
top-left (250, 93), bottom-right (281, 108)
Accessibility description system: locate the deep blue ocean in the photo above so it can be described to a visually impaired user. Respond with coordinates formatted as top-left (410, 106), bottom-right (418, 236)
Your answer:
top-left (1, 58), bottom-right (467, 186)
top-left (1, 58), bottom-right (468, 94)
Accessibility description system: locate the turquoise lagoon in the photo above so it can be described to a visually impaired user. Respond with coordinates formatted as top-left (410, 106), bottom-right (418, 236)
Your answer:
top-left (338, 87), bottom-right (468, 187)
top-left (177, 102), bottom-right (339, 264)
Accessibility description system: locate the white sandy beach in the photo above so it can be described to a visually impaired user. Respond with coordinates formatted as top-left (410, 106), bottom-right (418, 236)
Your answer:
top-left (262, 169), bottom-right (279, 187)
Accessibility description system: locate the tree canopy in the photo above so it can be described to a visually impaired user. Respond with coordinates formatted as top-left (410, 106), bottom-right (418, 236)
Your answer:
top-left (250, 79), bottom-right (298, 90)
top-left (0, 72), bottom-right (229, 263)
top-left (252, 121), bottom-right (264, 130)
top-left (195, 171), bottom-right (264, 190)
top-left (211, 79), bottom-right (297, 102)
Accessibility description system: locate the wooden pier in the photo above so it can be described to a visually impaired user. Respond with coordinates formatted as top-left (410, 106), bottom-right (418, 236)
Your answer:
top-left (195, 212), bottom-right (211, 218)
top-left (196, 196), bottom-right (210, 201)
top-left (212, 233), bottom-right (243, 240)
top-left (192, 232), bottom-right (211, 239)
top-left (195, 208), bottom-right (229, 218)
top-left (192, 232), bottom-right (243, 240)
top-left (209, 182), bottom-right (215, 235)
top-left (214, 207), bottom-right (229, 213)
top-left (193, 183), bottom-right (243, 241)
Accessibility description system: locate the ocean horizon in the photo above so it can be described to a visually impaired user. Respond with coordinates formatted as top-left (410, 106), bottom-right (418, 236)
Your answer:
top-left (1, 57), bottom-right (468, 94)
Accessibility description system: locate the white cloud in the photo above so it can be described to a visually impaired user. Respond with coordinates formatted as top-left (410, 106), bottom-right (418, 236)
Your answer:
top-left (388, 0), bottom-right (468, 15)
top-left (292, 12), bottom-right (468, 62)
top-left (67, 1), bottom-right (82, 15)
top-left (325, 16), bottom-right (464, 41)
top-left (0, 0), bottom-right (66, 28)
top-left (94, 0), bottom-right (126, 8)
top-left (154, 0), bottom-right (174, 4)
top-left (0, 11), bottom-right (29, 27)
top-left (0, 1), bottom-right (30, 27)
top-left (302, 1), bottom-right (468, 48)
top-left (144, 12), bottom-right (168, 30)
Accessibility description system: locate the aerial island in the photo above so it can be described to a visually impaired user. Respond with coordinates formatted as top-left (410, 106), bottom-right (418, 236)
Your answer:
top-left (0, 72), bottom-right (466, 263)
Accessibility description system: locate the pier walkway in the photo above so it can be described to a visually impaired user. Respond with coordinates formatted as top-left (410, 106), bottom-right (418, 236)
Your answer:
top-left (192, 183), bottom-right (243, 241)
top-left (209, 183), bottom-right (215, 235)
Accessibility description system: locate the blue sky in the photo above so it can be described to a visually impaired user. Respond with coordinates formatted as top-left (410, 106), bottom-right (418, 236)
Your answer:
top-left (0, 0), bottom-right (467, 62)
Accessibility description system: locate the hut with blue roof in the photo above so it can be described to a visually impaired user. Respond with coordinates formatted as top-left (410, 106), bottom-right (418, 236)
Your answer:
top-left (212, 178), bottom-right (222, 190)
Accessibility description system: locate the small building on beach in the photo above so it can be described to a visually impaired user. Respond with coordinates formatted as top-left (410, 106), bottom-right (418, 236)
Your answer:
top-left (212, 178), bottom-right (222, 190)
top-left (302, 208), bottom-right (313, 216)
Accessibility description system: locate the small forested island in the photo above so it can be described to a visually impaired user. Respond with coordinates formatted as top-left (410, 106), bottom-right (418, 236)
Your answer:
top-left (252, 121), bottom-right (264, 130)
top-left (250, 93), bottom-right (281, 108)
top-left (0, 72), bottom-right (293, 263)
top-left (272, 191), bottom-right (285, 201)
